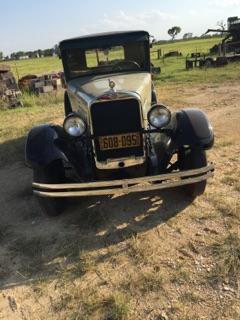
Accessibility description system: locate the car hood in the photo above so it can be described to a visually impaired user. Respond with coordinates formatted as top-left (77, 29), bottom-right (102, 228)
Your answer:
top-left (68, 72), bottom-right (152, 121)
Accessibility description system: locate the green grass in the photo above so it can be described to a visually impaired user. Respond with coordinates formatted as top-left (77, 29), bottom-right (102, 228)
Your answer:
top-left (0, 56), bottom-right (62, 78)
top-left (0, 92), bottom-right (64, 166)
top-left (151, 37), bottom-right (240, 84)
top-left (2, 36), bottom-right (238, 85)
top-left (152, 37), bottom-right (221, 57)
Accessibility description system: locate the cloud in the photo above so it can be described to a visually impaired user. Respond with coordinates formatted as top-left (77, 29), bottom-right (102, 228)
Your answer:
top-left (79, 10), bottom-right (176, 39)
top-left (101, 10), bottom-right (175, 30)
top-left (210, 0), bottom-right (240, 7)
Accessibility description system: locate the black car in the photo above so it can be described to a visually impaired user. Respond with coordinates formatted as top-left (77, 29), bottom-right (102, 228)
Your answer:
top-left (26, 31), bottom-right (214, 216)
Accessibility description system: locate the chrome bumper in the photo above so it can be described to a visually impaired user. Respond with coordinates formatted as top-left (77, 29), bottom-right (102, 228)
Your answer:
top-left (33, 163), bottom-right (214, 198)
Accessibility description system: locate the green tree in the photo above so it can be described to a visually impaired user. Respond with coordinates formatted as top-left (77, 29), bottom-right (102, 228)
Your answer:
top-left (0, 51), bottom-right (3, 60)
top-left (168, 26), bottom-right (181, 40)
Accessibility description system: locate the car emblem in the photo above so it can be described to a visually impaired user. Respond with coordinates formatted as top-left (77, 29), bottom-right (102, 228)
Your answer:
top-left (108, 79), bottom-right (116, 90)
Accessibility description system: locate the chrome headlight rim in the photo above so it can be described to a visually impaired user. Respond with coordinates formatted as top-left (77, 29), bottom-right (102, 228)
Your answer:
top-left (147, 104), bottom-right (171, 129)
top-left (63, 113), bottom-right (86, 137)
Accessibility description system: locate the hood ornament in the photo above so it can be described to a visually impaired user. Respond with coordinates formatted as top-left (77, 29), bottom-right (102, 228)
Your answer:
top-left (97, 79), bottom-right (118, 101)
top-left (108, 79), bottom-right (116, 91)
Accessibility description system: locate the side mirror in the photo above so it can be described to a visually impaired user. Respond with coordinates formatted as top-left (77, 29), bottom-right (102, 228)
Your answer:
top-left (151, 66), bottom-right (161, 75)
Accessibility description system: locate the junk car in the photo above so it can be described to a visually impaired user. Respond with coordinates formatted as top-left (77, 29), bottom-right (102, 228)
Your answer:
top-left (26, 31), bottom-right (214, 216)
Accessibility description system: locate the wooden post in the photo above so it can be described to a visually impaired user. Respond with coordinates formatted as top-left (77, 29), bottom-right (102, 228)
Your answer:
top-left (157, 49), bottom-right (162, 59)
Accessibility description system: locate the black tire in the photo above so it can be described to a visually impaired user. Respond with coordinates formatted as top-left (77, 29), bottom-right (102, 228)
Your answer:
top-left (178, 148), bottom-right (207, 198)
top-left (204, 58), bottom-right (213, 68)
top-left (33, 160), bottom-right (66, 217)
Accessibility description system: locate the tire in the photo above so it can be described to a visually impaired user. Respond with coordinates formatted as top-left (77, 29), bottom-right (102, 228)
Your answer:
top-left (33, 160), bottom-right (66, 217)
top-left (204, 58), bottom-right (213, 68)
top-left (178, 148), bottom-right (207, 198)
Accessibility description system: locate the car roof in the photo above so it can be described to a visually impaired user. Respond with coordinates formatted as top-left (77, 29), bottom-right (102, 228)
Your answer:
top-left (59, 30), bottom-right (150, 50)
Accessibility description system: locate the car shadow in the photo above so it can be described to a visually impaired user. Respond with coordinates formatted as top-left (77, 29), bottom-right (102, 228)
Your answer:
top-left (65, 188), bottom-right (192, 249)
top-left (0, 135), bottom-right (193, 290)
top-left (0, 135), bottom-right (26, 167)
top-left (0, 166), bottom-right (193, 290)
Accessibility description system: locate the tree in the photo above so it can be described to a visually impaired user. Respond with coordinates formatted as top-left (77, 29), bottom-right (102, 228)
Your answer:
top-left (53, 44), bottom-right (60, 56)
top-left (168, 26), bottom-right (181, 40)
top-left (0, 51), bottom-right (3, 60)
top-left (183, 33), bottom-right (193, 40)
top-left (217, 20), bottom-right (226, 37)
top-left (43, 48), bottom-right (54, 57)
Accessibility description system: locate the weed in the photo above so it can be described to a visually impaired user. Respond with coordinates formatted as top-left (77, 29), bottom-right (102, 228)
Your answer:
top-left (208, 233), bottom-right (240, 287)
top-left (206, 192), bottom-right (239, 220)
top-left (170, 267), bottom-right (192, 285)
top-left (50, 294), bottom-right (72, 313)
top-left (127, 235), bottom-right (153, 265)
top-left (9, 235), bottom-right (49, 276)
top-left (103, 293), bottom-right (129, 320)
top-left (122, 269), bottom-right (164, 296)
top-left (179, 291), bottom-right (203, 304)
top-left (69, 289), bottom-right (129, 320)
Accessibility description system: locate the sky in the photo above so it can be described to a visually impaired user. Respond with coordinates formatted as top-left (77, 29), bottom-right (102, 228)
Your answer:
top-left (1, 0), bottom-right (240, 55)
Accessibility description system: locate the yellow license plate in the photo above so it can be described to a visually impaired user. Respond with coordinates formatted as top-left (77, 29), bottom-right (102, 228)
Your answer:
top-left (99, 132), bottom-right (141, 151)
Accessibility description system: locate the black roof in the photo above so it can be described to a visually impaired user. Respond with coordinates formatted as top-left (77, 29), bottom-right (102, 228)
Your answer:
top-left (59, 30), bottom-right (150, 50)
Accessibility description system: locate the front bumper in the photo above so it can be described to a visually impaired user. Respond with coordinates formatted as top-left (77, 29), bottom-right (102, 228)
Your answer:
top-left (33, 163), bottom-right (214, 198)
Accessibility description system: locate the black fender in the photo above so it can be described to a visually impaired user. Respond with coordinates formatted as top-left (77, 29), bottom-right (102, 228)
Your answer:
top-left (25, 125), bottom-right (67, 168)
top-left (175, 108), bottom-right (214, 149)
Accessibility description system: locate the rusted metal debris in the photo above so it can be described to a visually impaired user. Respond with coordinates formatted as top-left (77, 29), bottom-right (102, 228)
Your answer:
top-left (0, 65), bottom-right (22, 108)
top-left (18, 72), bottom-right (65, 94)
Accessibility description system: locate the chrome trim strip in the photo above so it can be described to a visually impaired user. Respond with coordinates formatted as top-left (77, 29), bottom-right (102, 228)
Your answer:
top-left (33, 164), bottom-right (214, 198)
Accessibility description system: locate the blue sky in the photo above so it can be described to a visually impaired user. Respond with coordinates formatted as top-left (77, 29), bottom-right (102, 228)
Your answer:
top-left (1, 0), bottom-right (240, 55)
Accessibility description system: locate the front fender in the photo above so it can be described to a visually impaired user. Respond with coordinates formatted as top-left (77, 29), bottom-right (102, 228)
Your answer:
top-left (25, 125), bottom-right (67, 167)
top-left (176, 108), bottom-right (214, 149)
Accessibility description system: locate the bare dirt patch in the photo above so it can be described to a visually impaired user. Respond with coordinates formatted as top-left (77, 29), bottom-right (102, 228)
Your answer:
top-left (0, 82), bottom-right (239, 320)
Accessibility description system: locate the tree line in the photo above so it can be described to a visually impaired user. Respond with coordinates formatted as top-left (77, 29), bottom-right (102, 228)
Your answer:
top-left (0, 45), bottom-right (59, 61)
top-left (0, 22), bottom-right (225, 61)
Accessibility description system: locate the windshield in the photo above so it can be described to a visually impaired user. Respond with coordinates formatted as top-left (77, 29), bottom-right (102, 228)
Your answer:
top-left (65, 42), bottom-right (149, 79)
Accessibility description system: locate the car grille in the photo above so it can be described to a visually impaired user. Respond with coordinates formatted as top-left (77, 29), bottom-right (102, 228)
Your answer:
top-left (91, 98), bottom-right (144, 162)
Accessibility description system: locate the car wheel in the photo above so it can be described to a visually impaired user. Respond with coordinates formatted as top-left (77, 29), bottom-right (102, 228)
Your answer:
top-left (178, 148), bottom-right (207, 198)
top-left (204, 58), bottom-right (213, 68)
top-left (33, 160), bottom-right (66, 217)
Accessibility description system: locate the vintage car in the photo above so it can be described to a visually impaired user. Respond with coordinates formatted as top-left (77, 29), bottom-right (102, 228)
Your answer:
top-left (26, 31), bottom-right (214, 216)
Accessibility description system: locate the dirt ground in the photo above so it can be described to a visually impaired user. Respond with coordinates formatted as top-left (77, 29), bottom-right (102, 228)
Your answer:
top-left (0, 82), bottom-right (239, 320)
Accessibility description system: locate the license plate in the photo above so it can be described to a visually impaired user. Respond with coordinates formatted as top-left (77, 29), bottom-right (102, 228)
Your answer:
top-left (99, 132), bottom-right (141, 151)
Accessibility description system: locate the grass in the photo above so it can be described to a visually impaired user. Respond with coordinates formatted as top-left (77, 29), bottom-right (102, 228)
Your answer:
top-left (170, 264), bottom-right (192, 285)
top-left (0, 56), bottom-right (62, 78)
top-left (0, 36), bottom-right (240, 320)
top-left (0, 92), bottom-right (64, 166)
top-left (2, 36), bottom-right (240, 86)
top-left (208, 233), bottom-right (240, 287)
top-left (63, 289), bottom-right (129, 320)
top-left (127, 235), bottom-right (153, 265)
top-left (122, 269), bottom-right (164, 295)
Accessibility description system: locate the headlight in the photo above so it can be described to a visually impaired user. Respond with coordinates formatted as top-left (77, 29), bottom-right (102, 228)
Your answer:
top-left (148, 104), bottom-right (171, 129)
top-left (63, 113), bottom-right (86, 137)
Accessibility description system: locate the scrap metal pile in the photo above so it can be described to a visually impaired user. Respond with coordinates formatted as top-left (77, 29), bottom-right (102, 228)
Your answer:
top-left (0, 65), bottom-right (65, 108)
top-left (18, 72), bottom-right (65, 94)
top-left (186, 16), bottom-right (240, 70)
top-left (0, 65), bottom-right (22, 108)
